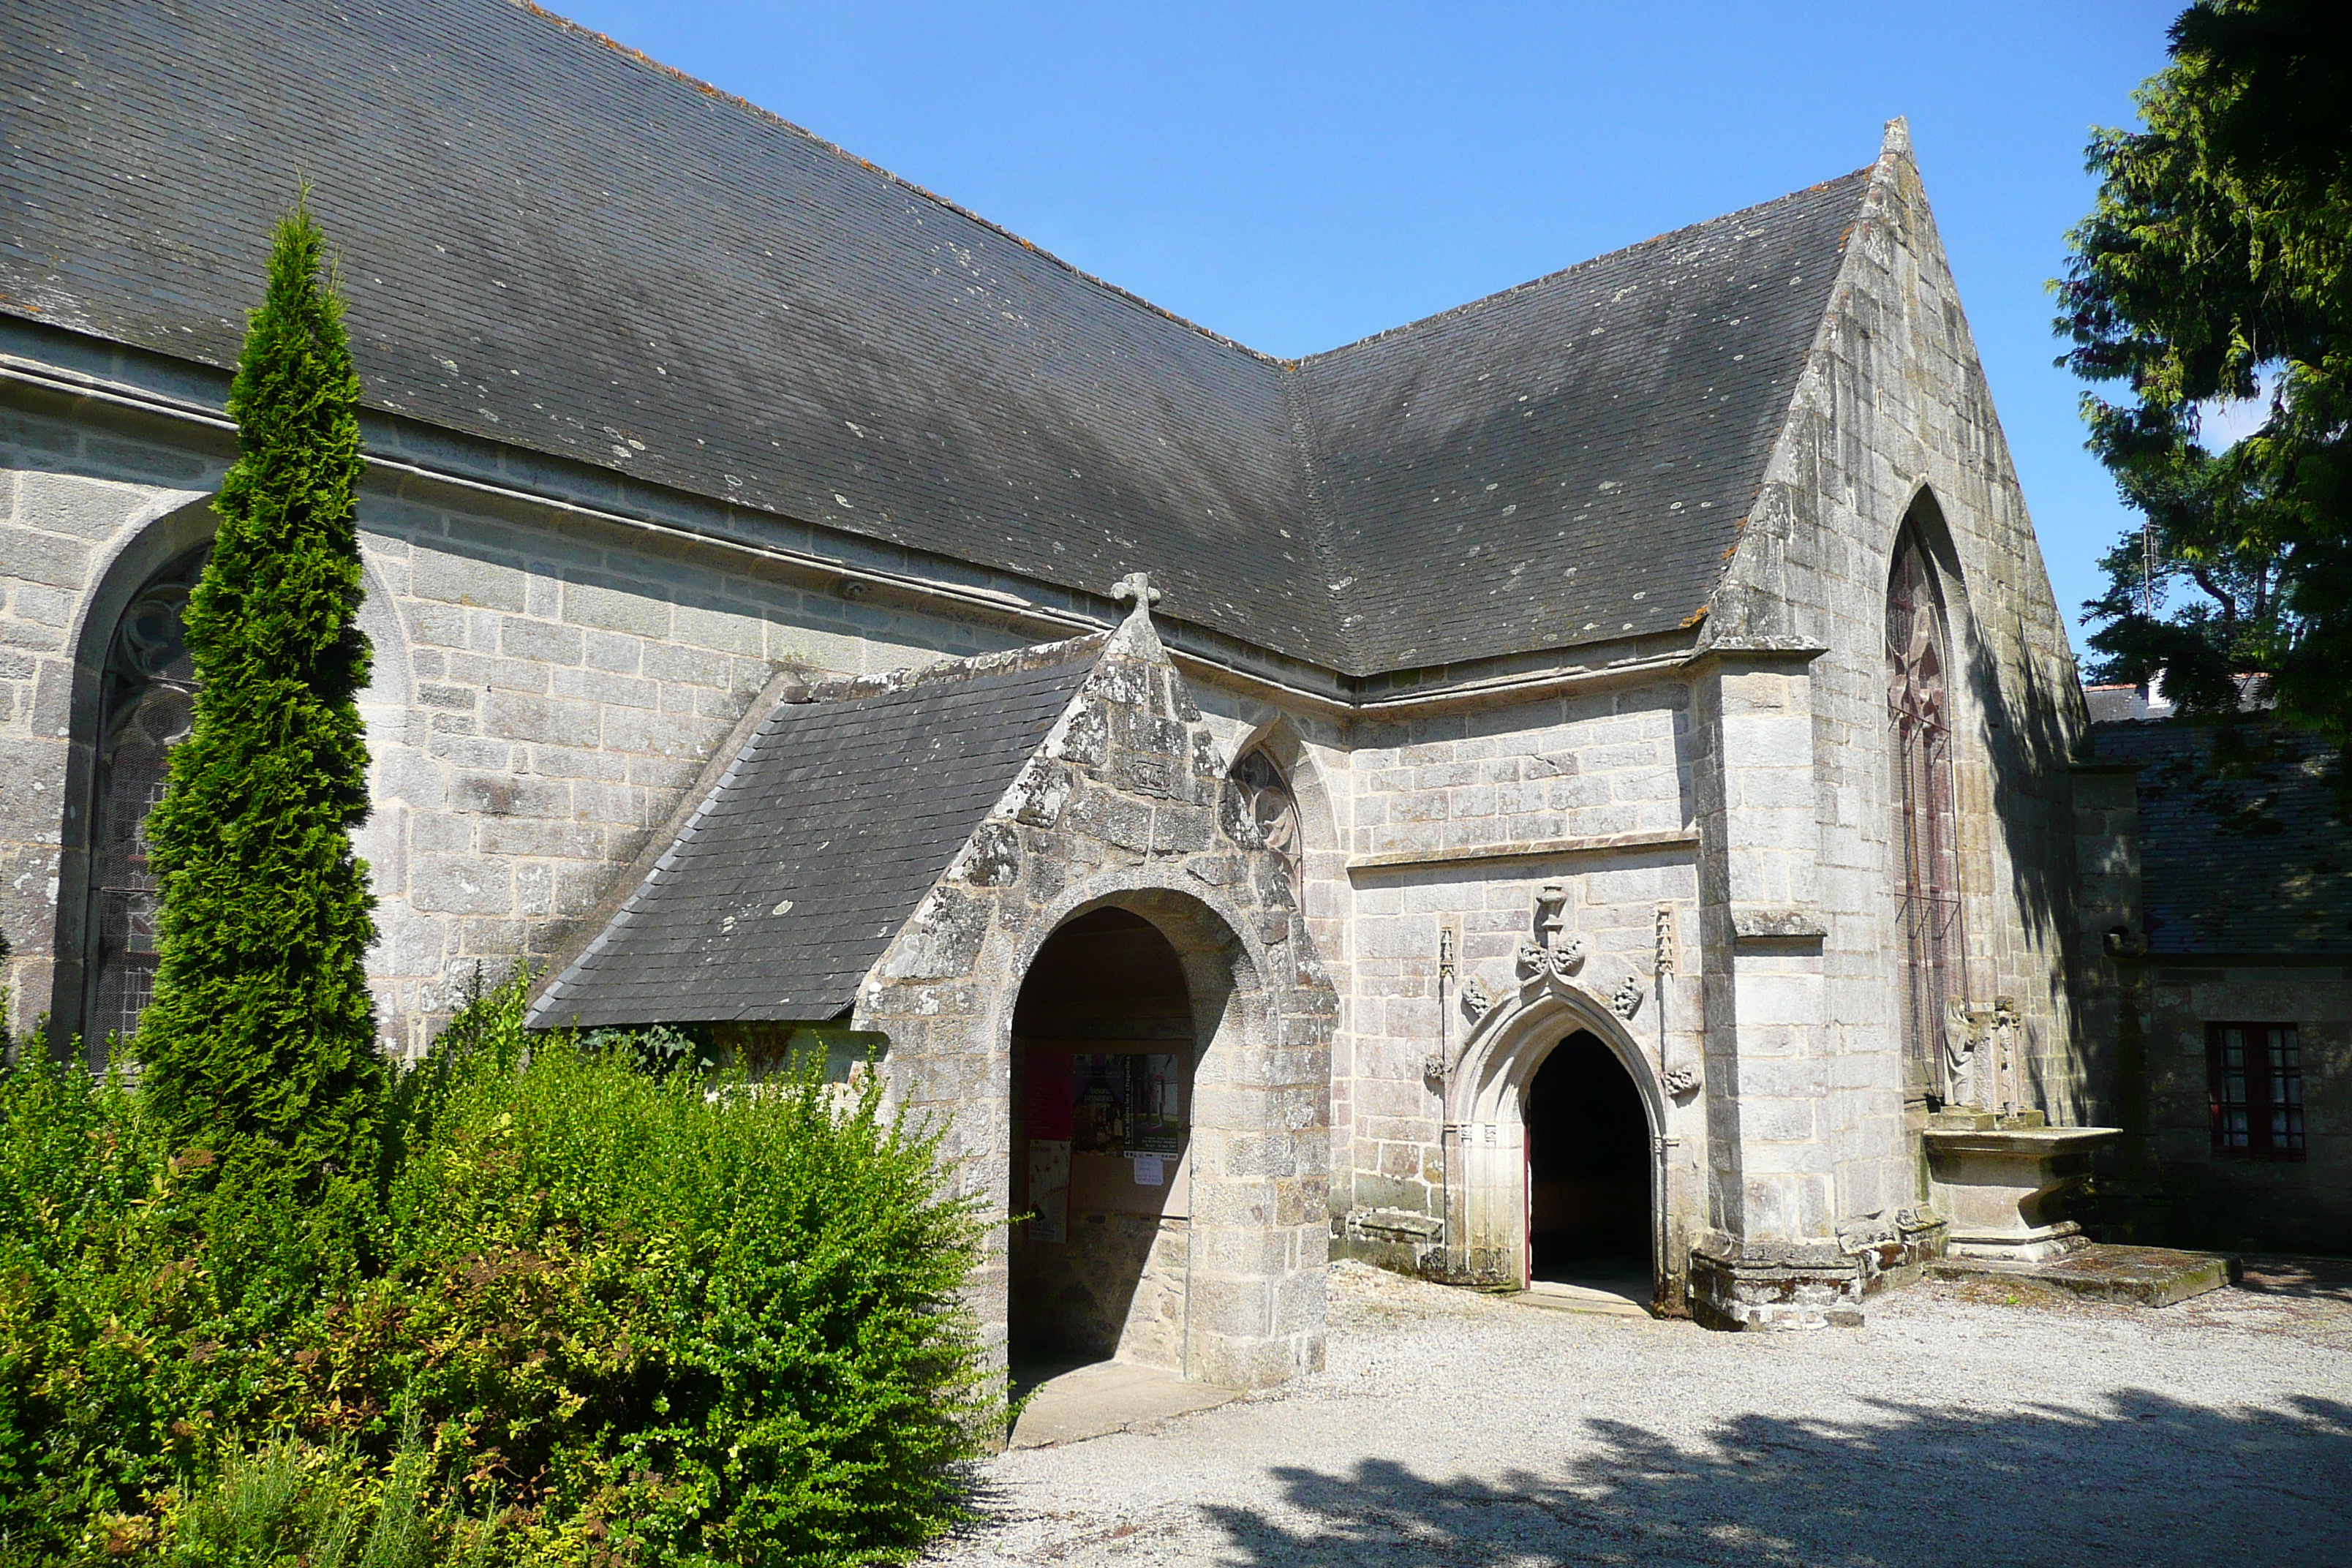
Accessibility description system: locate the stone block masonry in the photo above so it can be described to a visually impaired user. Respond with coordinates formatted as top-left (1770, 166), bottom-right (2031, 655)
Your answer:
top-left (853, 596), bottom-right (1336, 1388)
top-left (0, 394), bottom-right (1036, 1052)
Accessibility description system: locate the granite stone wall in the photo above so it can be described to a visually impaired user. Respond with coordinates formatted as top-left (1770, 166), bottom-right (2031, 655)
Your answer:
top-left (1701, 126), bottom-right (2089, 1254)
top-left (0, 396), bottom-right (1030, 1051)
top-left (854, 611), bottom-right (1336, 1387)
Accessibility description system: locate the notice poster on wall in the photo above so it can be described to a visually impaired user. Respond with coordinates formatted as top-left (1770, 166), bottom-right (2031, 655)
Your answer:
top-left (1071, 1054), bottom-right (1129, 1153)
top-left (1126, 1053), bottom-right (1184, 1155)
top-left (1027, 1138), bottom-right (1070, 1243)
top-left (1067, 1051), bottom-right (1187, 1156)
top-left (1023, 1048), bottom-right (1075, 1140)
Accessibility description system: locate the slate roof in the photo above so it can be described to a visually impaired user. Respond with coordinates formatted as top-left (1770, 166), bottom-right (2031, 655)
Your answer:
top-left (2090, 716), bottom-right (2352, 956)
top-left (2, 0), bottom-right (1870, 677)
top-left (532, 638), bottom-right (1098, 1028)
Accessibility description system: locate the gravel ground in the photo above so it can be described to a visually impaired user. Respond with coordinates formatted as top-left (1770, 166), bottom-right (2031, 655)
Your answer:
top-left (928, 1259), bottom-right (2352, 1567)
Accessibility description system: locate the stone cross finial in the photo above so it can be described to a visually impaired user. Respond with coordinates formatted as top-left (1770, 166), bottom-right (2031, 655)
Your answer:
top-left (1112, 570), bottom-right (1161, 614)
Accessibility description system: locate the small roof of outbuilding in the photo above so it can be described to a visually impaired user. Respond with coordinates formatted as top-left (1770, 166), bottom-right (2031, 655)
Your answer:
top-left (531, 637), bottom-right (1100, 1028)
top-left (3, 0), bottom-right (1878, 678)
top-left (2090, 715), bottom-right (2352, 956)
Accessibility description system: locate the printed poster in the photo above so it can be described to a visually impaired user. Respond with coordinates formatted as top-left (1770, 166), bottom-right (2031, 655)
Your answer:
top-left (1023, 1047), bottom-right (1074, 1140)
top-left (1026, 1138), bottom-right (1070, 1244)
top-left (1127, 1052), bottom-right (1184, 1155)
top-left (1071, 1054), bottom-right (1129, 1153)
top-left (1068, 1052), bottom-right (1187, 1156)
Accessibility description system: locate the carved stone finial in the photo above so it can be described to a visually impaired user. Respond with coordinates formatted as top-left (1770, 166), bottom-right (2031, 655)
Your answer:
top-left (1112, 571), bottom-right (1161, 613)
top-left (1534, 883), bottom-right (1568, 946)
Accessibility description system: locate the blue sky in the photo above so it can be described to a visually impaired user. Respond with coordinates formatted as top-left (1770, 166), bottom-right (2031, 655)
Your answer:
top-left (559, 1), bottom-right (2179, 653)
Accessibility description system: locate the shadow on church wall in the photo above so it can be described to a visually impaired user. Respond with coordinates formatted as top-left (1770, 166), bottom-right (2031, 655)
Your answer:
top-left (1964, 620), bottom-right (2092, 1120)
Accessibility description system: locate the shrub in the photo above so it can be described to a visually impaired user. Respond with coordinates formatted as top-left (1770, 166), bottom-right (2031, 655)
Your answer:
top-left (136, 196), bottom-right (382, 1190)
top-left (0, 976), bottom-right (996, 1566)
top-left (0, 1058), bottom-right (369, 1564)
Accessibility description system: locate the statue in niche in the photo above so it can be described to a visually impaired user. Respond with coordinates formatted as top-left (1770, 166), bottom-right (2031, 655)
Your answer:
top-left (1231, 747), bottom-right (1300, 898)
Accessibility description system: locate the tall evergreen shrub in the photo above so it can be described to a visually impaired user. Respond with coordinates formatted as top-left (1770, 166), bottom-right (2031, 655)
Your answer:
top-left (136, 200), bottom-right (382, 1183)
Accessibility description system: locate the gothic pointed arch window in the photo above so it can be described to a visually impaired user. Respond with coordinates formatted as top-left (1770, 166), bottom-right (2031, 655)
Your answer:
top-left (1887, 526), bottom-right (1964, 1103)
top-left (83, 547), bottom-right (207, 1050)
top-left (1230, 747), bottom-right (1300, 899)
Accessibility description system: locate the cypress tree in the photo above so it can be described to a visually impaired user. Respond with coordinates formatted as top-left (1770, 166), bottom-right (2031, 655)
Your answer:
top-left (136, 200), bottom-right (382, 1180)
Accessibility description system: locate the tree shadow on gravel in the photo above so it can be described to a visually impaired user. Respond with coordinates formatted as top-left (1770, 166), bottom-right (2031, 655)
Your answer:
top-left (1202, 1390), bottom-right (2351, 1568)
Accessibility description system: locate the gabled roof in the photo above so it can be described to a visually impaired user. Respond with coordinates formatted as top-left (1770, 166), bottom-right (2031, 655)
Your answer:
top-left (532, 638), bottom-right (1100, 1028)
top-left (2091, 715), bottom-right (2352, 956)
top-left (1, 0), bottom-right (1871, 677)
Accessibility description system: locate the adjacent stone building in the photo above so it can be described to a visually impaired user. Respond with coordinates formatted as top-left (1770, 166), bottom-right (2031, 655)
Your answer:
top-left (4, 0), bottom-right (2153, 1360)
top-left (2075, 685), bottom-right (2351, 1255)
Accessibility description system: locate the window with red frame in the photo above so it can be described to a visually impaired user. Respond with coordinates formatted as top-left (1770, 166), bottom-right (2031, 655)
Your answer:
top-left (2208, 1024), bottom-right (2305, 1159)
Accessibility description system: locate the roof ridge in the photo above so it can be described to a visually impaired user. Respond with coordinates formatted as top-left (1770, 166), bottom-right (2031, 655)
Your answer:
top-left (510, 0), bottom-right (1287, 366)
top-left (1296, 167), bottom-right (1874, 366)
top-left (791, 631), bottom-right (1107, 705)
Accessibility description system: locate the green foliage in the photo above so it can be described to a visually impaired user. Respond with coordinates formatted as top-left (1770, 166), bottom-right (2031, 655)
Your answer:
top-left (135, 196), bottom-right (382, 1186)
top-left (0, 1055), bottom-right (370, 1564)
top-left (0, 976), bottom-right (994, 1567)
top-left (2055, 1), bottom-right (2351, 751)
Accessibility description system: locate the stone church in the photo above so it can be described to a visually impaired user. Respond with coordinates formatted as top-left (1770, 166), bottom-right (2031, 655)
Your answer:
top-left (4, 0), bottom-right (2130, 1377)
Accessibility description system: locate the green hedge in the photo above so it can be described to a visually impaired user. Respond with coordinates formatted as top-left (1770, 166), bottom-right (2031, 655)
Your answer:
top-left (0, 976), bottom-right (995, 1566)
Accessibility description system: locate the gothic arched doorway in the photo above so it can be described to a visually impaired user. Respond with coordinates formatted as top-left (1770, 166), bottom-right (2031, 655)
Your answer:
top-left (1008, 906), bottom-right (1196, 1376)
top-left (1524, 1030), bottom-right (1652, 1300)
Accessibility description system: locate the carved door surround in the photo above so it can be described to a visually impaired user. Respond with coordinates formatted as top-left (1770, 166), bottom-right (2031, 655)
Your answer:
top-left (1437, 883), bottom-right (1678, 1297)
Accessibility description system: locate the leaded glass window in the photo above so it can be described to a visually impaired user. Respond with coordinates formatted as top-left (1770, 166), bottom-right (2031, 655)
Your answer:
top-left (1888, 529), bottom-right (1964, 1101)
top-left (84, 551), bottom-right (205, 1051)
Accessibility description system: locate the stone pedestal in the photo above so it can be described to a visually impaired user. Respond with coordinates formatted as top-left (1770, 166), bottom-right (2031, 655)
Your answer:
top-left (1687, 1235), bottom-right (1864, 1330)
top-left (1922, 1119), bottom-right (2120, 1262)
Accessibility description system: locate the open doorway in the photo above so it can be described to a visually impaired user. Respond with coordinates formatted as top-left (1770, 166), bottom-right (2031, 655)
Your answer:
top-left (1525, 1030), bottom-right (1652, 1305)
top-left (1009, 907), bottom-right (1195, 1390)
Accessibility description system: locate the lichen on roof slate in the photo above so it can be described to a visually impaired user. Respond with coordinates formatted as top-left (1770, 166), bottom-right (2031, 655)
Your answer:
top-left (2, 0), bottom-right (1872, 678)
top-left (532, 638), bottom-right (1101, 1028)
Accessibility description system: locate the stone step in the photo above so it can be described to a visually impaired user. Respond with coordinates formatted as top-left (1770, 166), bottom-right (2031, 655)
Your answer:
top-left (1927, 1242), bottom-right (2236, 1307)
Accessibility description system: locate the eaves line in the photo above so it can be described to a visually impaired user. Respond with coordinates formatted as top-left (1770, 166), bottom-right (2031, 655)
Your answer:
top-left (0, 342), bottom-right (1702, 721)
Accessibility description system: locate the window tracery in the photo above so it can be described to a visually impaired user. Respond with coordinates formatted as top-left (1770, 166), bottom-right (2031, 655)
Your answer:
top-left (84, 549), bottom-right (206, 1049)
top-left (1887, 528), bottom-right (1964, 1104)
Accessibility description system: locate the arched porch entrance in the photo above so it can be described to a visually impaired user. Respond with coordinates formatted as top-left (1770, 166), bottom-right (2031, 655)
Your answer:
top-left (1009, 906), bottom-right (1199, 1373)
